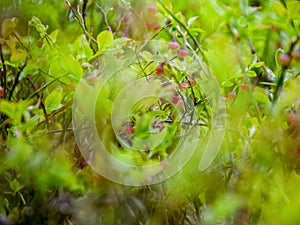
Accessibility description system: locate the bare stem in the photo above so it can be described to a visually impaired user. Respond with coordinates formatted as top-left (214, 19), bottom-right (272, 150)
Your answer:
top-left (0, 44), bottom-right (7, 99)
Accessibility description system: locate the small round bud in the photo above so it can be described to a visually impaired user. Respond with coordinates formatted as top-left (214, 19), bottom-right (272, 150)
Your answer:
top-left (278, 53), bottom-right (291, 67)
top-left (228, 92), bottom-right (236, 99)
top-left (240, 83), bottom-right (248, 90)
top-left (168, 41), bottom-right (180, 50)
top-left (180, 82), bottom-right (189, 90)
top-left (177, 48), bottom-right (189, 58)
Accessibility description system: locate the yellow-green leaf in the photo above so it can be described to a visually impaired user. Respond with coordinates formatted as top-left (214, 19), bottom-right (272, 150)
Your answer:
top-left (247, 70), bottom-right (257, 77)
top-left (45, 89), bottom-right (63, 113)
top-left (97, 30), bottom-right (113, 53)
top-left (1, 17), bottom-right (19, 38)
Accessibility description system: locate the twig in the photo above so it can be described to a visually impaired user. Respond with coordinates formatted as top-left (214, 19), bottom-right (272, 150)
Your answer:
top-left (0, 44), bottom-right (7, 99)
top-left (66, 218), bottom-right (74, 225)
top-left (162, 119), bottom-right (208, 127)
top-left (65, 0), bottom-right (97, 53)
top-left (27, 74), bottom-right (67, 99)
top-left (40, 95), bottom-right (49, 130)
top-left (37, 100), bottom-right (73, 128)
top-left (248, 38), bottom-right (273, 82)
top-left (8, 64), bottom-right (26, 101)
top-left (157, 0), bottom-right (206, 60)
top-left (47, 127), bottom-right (73, 134)
top-left (13, 32), bottom-right (30, 53)
top-left (273, 36), bottom-right (299, 103)
top-left (114, 15), bottom-right (126, 35)
top-left (97, 4), bottom-right (113, 33)
top-left (82, 0), bottom-right (88, 30)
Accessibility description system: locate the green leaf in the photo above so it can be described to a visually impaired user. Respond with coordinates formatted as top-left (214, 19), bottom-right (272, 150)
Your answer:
top-left (112, 37), bottom-right (132, 47)
top-left (0, 100), bottom-right (17, 120)
top-left (222, 80), bottom-right (234, 87)
top-left (272, 1), bottom-right (287, 17)
top-left (0, 100), bottom-right (29, 124)
top-left (10, 179), bottom-right (23, 194)
top-left (175, 12), bottom-right (187, 26)
top-left (1, 17), bottom-right (19, 38)
top-left (49, 29), bottom-right (59, 43)
top-left (97, 30), bottom-right (113, 53)
top-left (247, 70), bottom-right (257, 77)
top-left (259, 82), bottom-right (277, 86)
top-left (158, 0), bottom-right (173, 12)
top-left (7, 137), bottom-right (33, 165)
top-left (61, 55), bottom-right (83, 81)
top-left (10, 49), bottom-right (27, 63)
top-left (189, 27), bottom-right (205, 34)
top-left (188, 16), bottom-right (199, 27)
top-left (30, 16), bottom-right (48, 38)
top-left (253, 87), bottom-right (270, 106)
top-left (45, 88), bottom-right (63, 113)
top-left (250, 61), bottom-right (264, 69)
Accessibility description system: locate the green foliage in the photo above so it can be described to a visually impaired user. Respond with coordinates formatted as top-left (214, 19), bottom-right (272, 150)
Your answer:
top-left (0, 0), bottom-right (300, 224)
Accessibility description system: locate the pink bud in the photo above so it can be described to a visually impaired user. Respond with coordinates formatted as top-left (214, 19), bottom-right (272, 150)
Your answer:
top-left (156, 64), bottom-right (164, 75)
top-left (228, 92), bottom-right (236, 99)
top-left (292, 50), bottom-right (300, 61)
top-left (148, 5), bottom-right (157, 14)
top-left (180, 82), bottom-right (189, 90)
top-left (0, 86), bottom-right (4, 97)
top-left (172, 95), bottom-right (179, 104)
top-left (154, 123), bottom-right (164, 131)
top-left (278, 53), bottom-right (291, 67)
top-left (86, 75), bottom-right (97, 84)
top-left (152, 23), bottom-right (160, 31)
top-left (177, 48), bottom-right (189, 58)
top-left (240, 83), bottom-right (248, 90)
top-left (125, 125), bottom-right (134, 135)
top-left (168, 41), bottom-right (180, 50)
top-left (188, 78), bottom-right (195, 85)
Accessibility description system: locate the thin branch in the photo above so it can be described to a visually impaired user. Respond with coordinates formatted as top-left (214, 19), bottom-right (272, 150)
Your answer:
top-left (248, 38), bottom-right (256, 55)
top-left (47, 127), bottom-right (73, 134)
top-left (248, 38), bottom-right (273, 81)
top-left (65, 0), bottom-right (97, 52)
top-left (47, 100), bottom-right (72, 120)
top-left (162, 119), bottom-right (208, 127)
top-left (0, 44), bottom-right (7, 99)
top-left (97, 4), bottom-right (113, 33)
top-left (82, 0), bottom-right (88, 30)
top-left (13, 32), bottom-right (30, 53)
top-left (40, 95), bottom-right (50, 130)
top-left (157, 0), bottom-right (206, 60)
top-left (37, 100), bottom-right (73, 128)
top-left (8, 64), bottom-right (26, 101)
top-left (273, 35), bottom-right (299, 103)
top-left (27, 74), bottom-right (67, 99)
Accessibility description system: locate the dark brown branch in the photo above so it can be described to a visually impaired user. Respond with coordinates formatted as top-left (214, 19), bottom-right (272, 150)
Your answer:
top-left (8, 64), bottom-right (26, 101)
top-left (273, 36), bottom-right (299, 103)
top-left (82, 0), bottom-right (88, 29)
top-left (0, 44), bottom-right (7, 99)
